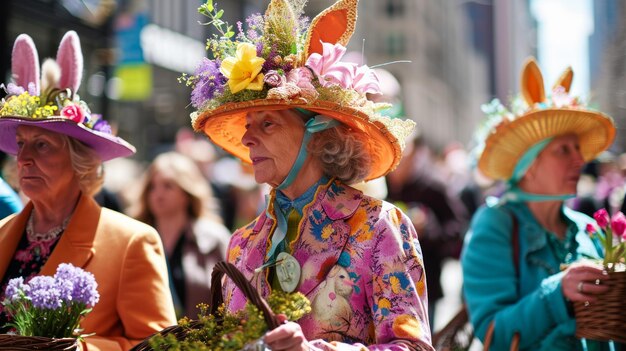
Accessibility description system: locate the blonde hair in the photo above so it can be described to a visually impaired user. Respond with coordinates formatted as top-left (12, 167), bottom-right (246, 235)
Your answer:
top-left (308, 123), bottom-right (371, 184)
top-left (134, 152), bottom-right (221, 225)
top-left (64, 136), bottom-right (104, 196)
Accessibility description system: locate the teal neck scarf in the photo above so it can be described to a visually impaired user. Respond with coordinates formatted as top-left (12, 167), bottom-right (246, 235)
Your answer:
top-left (276, 114), bottom-right (340, 190)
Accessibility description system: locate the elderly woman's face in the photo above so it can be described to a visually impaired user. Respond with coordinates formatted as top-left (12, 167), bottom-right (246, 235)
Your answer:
top-left (16, 126), bottom-right (76, 200)
top-left (241, 110), bottom-right (305, 187)
top-left (522, 134), bottom-right (585, 195)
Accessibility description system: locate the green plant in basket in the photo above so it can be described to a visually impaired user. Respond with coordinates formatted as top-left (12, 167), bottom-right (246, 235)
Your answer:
top-left (148, 290), bottom-right (311, 351)
top-left (586, 209), bottom-right (626, 272)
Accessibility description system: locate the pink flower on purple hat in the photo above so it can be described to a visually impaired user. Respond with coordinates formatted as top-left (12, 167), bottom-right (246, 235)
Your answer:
top-left (61, 104), bottom-right (85, 124)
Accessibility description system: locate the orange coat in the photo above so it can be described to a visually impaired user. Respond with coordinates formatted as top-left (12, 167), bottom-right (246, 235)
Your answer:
top-left (0, 193), bottom-right (176, 350)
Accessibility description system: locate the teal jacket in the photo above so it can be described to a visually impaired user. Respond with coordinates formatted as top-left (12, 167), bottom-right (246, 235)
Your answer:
top-left (461, 202), bottom-right (612, 351)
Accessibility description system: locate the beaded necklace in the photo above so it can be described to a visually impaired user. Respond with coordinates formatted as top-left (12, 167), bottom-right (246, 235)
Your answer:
top-left (26, 212), bottom-right (71, 242)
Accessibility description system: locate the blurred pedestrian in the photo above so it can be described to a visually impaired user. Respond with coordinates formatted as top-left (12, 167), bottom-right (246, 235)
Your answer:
top-left (131, 151), bottom-right (230, 318)
top-left (386, 134), bottom-right (468, 329)
top-left (0, 152), bottom-right (22, 218)
top-left (462, 58), bottom-right (617, 350)
top-left (0, 31), bottom-right (175, 350)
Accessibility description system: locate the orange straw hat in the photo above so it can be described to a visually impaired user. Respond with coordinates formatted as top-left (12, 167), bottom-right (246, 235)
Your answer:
top-left (475, 57), bottom-right (615, 181)
top-left (187, 0), bottom-right (415, 181)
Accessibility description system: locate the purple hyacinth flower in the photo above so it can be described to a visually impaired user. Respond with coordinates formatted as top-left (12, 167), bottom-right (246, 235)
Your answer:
top-left (53, 263), bottom-right (100, 307)
top-left (5, 277), bottom-right (28, 301)
top-left (191, 58), bottom-right (226, 108)
top-left (27, 276), bottom-right (63, 309)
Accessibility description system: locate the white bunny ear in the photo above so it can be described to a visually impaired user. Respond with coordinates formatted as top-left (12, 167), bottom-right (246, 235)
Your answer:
top-left (56, 31), bottom-right (83, 93)
top-left (12, 34), bottom-right (40, 95)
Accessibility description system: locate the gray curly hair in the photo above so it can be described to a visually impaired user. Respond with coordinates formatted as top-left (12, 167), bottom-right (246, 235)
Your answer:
top-left (308, 122), bottom-right (372, 184)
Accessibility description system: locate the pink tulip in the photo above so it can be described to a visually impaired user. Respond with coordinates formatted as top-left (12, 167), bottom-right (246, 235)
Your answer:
top-left (585, 223), bottom-right (596, 237)
top-left (593, 208), bottom-right (610, 228)
top-left (610, 212), bottom-right (626, 238)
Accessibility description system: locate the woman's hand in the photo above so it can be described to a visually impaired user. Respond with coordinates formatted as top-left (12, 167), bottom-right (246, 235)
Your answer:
top-left (562, 261), bottom-right (609, 302)
top-left (263, 314), bottom-right (310, 351)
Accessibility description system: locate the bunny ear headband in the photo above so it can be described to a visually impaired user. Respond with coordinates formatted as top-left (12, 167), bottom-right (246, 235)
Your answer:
top-left (475, 57), bottom-right (615, 181)
top-left (188, 0), bottom-right (415, 181)
top-left (0, 31), bottom-right (135, 161)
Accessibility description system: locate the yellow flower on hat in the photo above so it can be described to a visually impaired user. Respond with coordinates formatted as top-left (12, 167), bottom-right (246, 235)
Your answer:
top-left (220, 43), bottom-right (265, 94)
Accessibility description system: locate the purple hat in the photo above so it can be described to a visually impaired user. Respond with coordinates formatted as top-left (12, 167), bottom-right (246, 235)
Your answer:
top-left (0, 31), bottom-right (135, 161)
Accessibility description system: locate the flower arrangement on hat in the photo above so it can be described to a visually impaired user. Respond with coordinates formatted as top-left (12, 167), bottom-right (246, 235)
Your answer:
top-left (0, 65), bottom-right (112, 135)
top-left (185, 0), bottom-right (383, 113)
top-left (2, 263), bottom-right (99, 339)
top-left (147, 290), bottom-right (311, 351)
top-left (0, 31), bottom-right (134, 162)
top-left (184, 0), bottom-right (415, 181)
top-left (586, 209), bottom-right (626, 272)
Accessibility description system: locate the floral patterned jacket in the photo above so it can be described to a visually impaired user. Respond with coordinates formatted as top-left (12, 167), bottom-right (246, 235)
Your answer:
top-left (225, 179), bottom-right (434, 351)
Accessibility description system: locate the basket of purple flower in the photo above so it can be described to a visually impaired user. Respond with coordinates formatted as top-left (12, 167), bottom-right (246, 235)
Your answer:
top-left (0, 263), bottom-right (100, 350)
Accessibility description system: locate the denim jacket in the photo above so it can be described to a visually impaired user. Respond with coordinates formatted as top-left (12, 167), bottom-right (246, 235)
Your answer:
top-left (461, 201), bottom-right (611, 351)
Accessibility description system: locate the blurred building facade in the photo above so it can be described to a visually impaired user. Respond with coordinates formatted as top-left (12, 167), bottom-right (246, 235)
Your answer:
top-left (359, 0), bottom-right (535, 149)
top-left (592, 1), bottom-right (626, 152)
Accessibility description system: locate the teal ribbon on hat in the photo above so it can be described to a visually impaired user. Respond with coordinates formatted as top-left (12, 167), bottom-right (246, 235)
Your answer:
top-left (499, 137), bottom-right (575, 204)
top-left (509, 138), bottom-right (553, 184)
top-left (276, 115), bottom-right (340, 190)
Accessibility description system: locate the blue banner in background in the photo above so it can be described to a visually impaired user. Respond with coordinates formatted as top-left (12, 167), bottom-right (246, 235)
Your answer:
top-left (115, 12), bottom-right (148, 64)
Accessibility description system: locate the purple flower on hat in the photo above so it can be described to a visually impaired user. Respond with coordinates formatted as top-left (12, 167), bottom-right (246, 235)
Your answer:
top-left (264, 70), bottom-right (285, 88)
top-left (27, 82), bottom-right (38, 96)
top-left (92, 117), bottom-right (112, 134)
top-left (5, 83), bottom-right (25, 96)
top-left (191, 58), bottom-right (226, 108)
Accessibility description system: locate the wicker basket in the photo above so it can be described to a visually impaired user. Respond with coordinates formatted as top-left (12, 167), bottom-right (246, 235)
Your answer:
top-left (0, 335), bottom-right (78, 350)
top-left (432, 306), bottom-right (474, 351)
top-left (130, 261), bottom-right (280, 351)
top-left (574, 270), bottom-right (626, 343)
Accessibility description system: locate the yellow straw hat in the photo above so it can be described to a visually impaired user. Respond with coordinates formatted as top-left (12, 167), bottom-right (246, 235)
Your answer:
top-left (187, 0), bottom-right (415, 181)
top-left (476, 57), bottom-right (615, 181)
